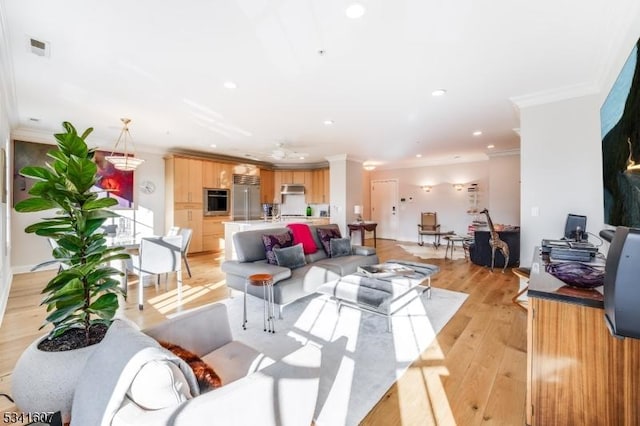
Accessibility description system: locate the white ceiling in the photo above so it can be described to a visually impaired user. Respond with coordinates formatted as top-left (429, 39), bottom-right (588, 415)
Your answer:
top-left (2, 0), bottom-right (639, 168)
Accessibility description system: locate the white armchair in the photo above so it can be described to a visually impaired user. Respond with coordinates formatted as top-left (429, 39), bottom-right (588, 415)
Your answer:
top-left (70, 303), bottom-right (321, 426)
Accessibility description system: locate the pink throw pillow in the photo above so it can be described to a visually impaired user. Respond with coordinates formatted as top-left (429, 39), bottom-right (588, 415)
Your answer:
top-left (287, 223), bottom-right (318, 254)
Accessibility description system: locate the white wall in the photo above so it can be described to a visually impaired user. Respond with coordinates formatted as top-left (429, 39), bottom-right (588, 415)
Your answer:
top-left (519, 95), bottom-right (603, 266)
top-left (488, 153), bottom-right (521, 225)
top-left (518, 13), bottom-right (640, 266)
top-left (10, 149), bottom-right (165, 273)
top-left (0, 99), bottom-right (11, 325)
top-left (369, 156), bottom-right (521, 242)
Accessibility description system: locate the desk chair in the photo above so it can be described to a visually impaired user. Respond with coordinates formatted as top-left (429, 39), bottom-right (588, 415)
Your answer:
top-left (129, 235), bottom-right (183, 310)
top-left (417, 212), bottom-right (442, 247)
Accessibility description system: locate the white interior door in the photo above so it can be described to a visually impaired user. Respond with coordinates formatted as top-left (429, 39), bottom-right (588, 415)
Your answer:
top-left (370, 179), bottom-right (399, 240)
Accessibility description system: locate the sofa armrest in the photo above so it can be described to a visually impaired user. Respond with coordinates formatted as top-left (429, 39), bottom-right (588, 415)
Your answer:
top-left (143, 303), bottom-right (233, 357)
top-left (221, 260), bottom-right (292, 283)
top-left (352, 245), bottom-right (376, 256)
top-left (170, 345), bottom-right (321, 426)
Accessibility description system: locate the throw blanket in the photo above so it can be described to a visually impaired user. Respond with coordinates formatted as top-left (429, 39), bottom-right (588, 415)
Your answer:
top-left (287, 223), bottom-right (318, 254)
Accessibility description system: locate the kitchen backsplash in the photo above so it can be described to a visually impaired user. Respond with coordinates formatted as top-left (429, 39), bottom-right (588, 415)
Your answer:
top-left (280, 194), bottom-right (328, 216)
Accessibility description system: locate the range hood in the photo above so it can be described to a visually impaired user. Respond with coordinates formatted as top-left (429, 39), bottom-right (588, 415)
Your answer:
top-left (281, 184), bottom-right (305, 195)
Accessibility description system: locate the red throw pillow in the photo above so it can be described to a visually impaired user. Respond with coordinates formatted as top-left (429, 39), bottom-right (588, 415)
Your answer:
top-left (159, 341), bottom-right (222, 391)
top-left (287, 223), bottom-right (318, 254)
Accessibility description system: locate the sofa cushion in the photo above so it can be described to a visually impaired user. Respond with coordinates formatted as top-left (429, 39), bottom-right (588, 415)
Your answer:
top-left (274, 243), bottom-right (307, 269)
top-left (160, 341), bottom-right (222, 392)
top-left (201, 341), bottom-right (274, 386)
top-left (329, 238), bottom-right (352, 258)
top-left (262, 231), bottom-right (293, 265)
top-left (233, 227), bottom-right (289, 262)
top-left (127, 359), bottom-right (192, 410)
top-left (317, 227), bottom-right (342, 255)
top-left (287, 223), bottom-right (318, 254)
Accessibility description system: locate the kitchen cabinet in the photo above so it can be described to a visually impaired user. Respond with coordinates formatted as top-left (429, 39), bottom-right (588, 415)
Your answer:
top-left (275, 170), bottom-right (293, 185)
top-left (172, 157), bottom-right (203, 204)
top-left (174, 208), bottom-right (203, 253)
top-left (259, 169), bottom-right (275, 204)
top-left (202, 216), bottom-right (227, 252)
top-left (203, 161), bottom-right (233, 189)
top-left (292, 170), bottom-right (306, 185)
top-left (308, 168), bottom-right (330, 204)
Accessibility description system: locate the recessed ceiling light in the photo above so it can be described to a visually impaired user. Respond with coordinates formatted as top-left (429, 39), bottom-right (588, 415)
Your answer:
top-left (454, 155), bottom-right (461, 159)
top-left (431, 89), bottom-right (447, 97)
top-left (487, 144), bottom-right (495, 149)
top-left (416, 154), bottom-right (422, 158)
top-left (299, 156), bottom-right (305, 160)
top-left (223, 81), bottom-right (237, 89)
top-left (473, 130), bottom-right (483, 136)
top-left (210, 144), bottom-right (217, 148)
top-left (345, 3), bottom-right (366, 19)
top-left (323, 120), bottom-right (334, 126)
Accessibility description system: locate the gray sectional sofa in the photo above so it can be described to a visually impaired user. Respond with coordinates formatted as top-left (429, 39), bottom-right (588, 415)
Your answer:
top-left (221, 224), bottom-right (379, 316)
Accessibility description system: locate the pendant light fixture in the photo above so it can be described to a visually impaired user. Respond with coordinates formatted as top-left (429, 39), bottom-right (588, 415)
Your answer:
top-left (106, 118), bottom-right (144, 171)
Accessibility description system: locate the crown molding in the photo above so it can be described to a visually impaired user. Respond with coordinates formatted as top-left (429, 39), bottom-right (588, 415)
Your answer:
top-left (487, 148), bottom-right (520, 158)
top-left (510, 82), bottom-right (600, 110)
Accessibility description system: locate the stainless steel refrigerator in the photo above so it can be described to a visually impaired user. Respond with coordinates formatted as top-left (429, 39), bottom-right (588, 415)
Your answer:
top-left (232, 175), bottom-right (262, 220)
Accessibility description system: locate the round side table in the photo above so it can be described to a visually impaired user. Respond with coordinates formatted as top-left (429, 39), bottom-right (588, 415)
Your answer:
top-left (243, 273), bottom-right (275, 333)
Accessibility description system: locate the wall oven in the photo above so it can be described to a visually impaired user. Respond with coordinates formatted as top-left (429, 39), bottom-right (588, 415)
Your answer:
top-left (204, 188), bottom-right (230, 216)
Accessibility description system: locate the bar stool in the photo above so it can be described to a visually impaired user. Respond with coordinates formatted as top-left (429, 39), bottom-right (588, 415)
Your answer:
top-left (243, 273), bottom-right (275, 333)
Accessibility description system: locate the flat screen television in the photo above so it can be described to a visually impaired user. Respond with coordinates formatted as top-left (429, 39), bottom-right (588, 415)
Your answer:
top-left (564, 213), bottom-right (587, 240)
top-left (604, 226), bottom-right (640, 339)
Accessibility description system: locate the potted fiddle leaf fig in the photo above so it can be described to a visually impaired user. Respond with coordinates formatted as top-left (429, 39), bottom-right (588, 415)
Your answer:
top-left (11, 122), bottom-right (131, 421)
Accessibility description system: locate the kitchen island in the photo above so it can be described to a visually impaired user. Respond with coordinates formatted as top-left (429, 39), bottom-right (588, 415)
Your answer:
top-left (223, 217), bottom-right (330, 260)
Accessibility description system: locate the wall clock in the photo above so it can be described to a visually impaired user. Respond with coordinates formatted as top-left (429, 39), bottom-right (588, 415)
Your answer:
top-left (139, 180), bottom-right (156, 194)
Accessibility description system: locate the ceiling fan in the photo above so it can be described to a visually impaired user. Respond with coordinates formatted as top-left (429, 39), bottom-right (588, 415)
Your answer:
top-left (240, 142), bottom-right (309, 161)
top-left (269, 142), bottom-right (309, 160)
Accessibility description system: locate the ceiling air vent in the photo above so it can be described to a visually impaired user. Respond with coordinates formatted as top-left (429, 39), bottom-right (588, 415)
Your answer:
top-left (28, 37), bottom-right (50, 57)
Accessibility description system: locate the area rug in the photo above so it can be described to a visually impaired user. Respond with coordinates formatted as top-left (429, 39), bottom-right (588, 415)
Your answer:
top-left (398, 242), bottom-right (467, 260)
top-left (220, 286), bottom-right (468, 425)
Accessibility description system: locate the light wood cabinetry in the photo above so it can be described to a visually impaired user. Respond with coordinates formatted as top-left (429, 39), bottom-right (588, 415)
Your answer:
top-left (202, 216), bottom-right (227, 252)
top-left (174, 207), bottom-right (203, 253)
top-left (203, 161), bottom-right (233, 188)
top-left (260, 169), bottom-right (275, 204)
top-left (166, 155), bottom-right (220, 254)
top-left (307, 168), bottom-right (330, 204)
top-left (527, 254), bottom-right (640, 425)
top-left (173, 157), bottom-right (203, 203)
top-left (275, 170), bottom-right (293, 185)
top-left (292, 170), bottom-right (306, 185)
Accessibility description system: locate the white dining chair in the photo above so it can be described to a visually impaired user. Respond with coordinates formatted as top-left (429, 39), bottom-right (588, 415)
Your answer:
top-left (178, 228), bottom-right (193, 277)
top-left (129, 235), bottom-right (183, 310)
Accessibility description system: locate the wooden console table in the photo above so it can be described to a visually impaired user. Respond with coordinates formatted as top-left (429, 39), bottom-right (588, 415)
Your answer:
top-left (348, 222), bottom-right (377, 247)
top-left (527, 249), bottom-right (640, 425)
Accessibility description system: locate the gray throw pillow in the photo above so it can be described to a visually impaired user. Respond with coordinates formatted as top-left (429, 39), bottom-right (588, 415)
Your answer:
top-left (274, 243), bottom-right (307, 269)
top-left (330, 238), bottom-right (352, 258)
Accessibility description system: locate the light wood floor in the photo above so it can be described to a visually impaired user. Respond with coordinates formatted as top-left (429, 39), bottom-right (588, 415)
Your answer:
top-left (0, 239), bottom-right (527, 425)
